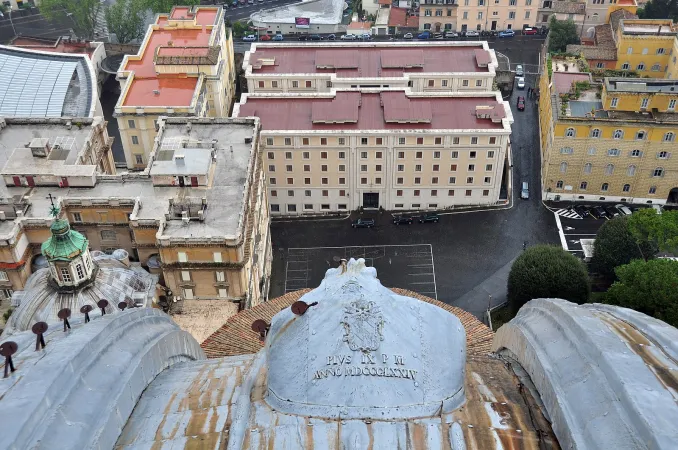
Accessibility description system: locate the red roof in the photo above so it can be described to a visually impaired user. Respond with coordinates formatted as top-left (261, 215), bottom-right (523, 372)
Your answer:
top-left (120, 6), bottom-right (219, 108)
top-left (388, 7), bottom-right (419, 28)
top-left (238, 92), bottom-right (505, 131)
top-left (250, 45), bottom-right (489, 77)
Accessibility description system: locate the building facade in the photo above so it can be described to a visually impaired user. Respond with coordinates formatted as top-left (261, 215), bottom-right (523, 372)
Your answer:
top-left (539, 56), bottom-right (678, 205)
top-left (235, 90), bottom-right (513, 214)
top-left (115, 6), bottom-right (235, 170)
top-left (244, 42), bottom-right (498, 93)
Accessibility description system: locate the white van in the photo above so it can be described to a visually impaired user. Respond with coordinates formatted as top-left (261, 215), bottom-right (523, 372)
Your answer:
top-left (615, 204), bottom-right (632, 215)
top-left (520, 182), bottom-right (529, 199)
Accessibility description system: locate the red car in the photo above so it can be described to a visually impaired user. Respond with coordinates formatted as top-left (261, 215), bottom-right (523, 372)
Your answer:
top-left (517, 96), bottom-right (525, 111)
top-left (260, 35), bottom-right (272, 41)
top-left (523, 27), bottom-right (538, 35)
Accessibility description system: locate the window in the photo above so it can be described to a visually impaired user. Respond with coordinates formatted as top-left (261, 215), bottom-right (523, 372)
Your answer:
top-left (669, 100), bottom-right (676, 111)
top-left (414, 177), bottom-right (421, 184)
top-left (0, 271), bottom-right (7, 281)
top-left (468, 164), bottom-right (475, 171)
top-left (433, 151), bottom-right (441, 159)
top-left (432, 177), bottom-right (439, 184)
top-left (649, 186), bottom-right (657, 194)
top-left (653, 167), bottom-right (664, 177)
top-left (60, 268), bottom-right (72, 283)
top-left (285, 152), bottom-right (292, 159)
top-left (135, 154), bottom-right (144, 165)
top-left (466, 177), bottom-right (474, 183)
top-left (449, 177), bottom-right (456, 184)
top-left (339, 138), bottom-right (346, 145)
top-left (270, 177), bottom-right (277, 185)
top-left (623, 184), bottom-right (631, 192)
top-left (101, 230), bottom-right (116, 241)
top-left (487, 150), bottom-right (495, 158)
top-left (637, 63), bottom-right (645, 71)
top-left (433, 164), bottom-right (440, 171)
top-left (431, 190), bottom-right (438, 196)
top-left (398, 137), bottom-right (406, 145)
top-left (271, 204), bottom-right (280, 212)
top-left (584, 163), bottom-right (592, 174)
top-left (181, 270), bottom-right (191, 281)
top-left (470, 151), bottom-right (476, 159)
top-left (288, 204), bottom-right (297, 212)
top-left (610, 98), bottom-right (619, 108)
top-left (131, 136), bottom-right (139, 145)
top-left (339, 151), bottom-right (346, 159)
top-left (272, 81), bottom-right (278, 88)
top-left (580, 181), bottom-right (588, 190)
top-left (284, 138), bottom-right (292, 146)
top-left (305, 81), bottom-right (312, 88)
top-left (286, 164), bottom-right (293, 172)
top-left (565, 128), bottom-right (575, 137)
top-left (627, 165), bottom-right (636, 176)
top-left (601, 183), bottom-right (609, 192)
top-left (613, 129), bottom-right (624, 139)
top-left (605, 163), bottom-right (614, 175)
top-left (590, 128), bottom-right (601, 138)
top-left (560, 147), bottom-right (574, 154)
top-left (556, 180), bottom-right (563, 189)
top-left (559, 162), bottom-right (568, 173)
top-left (664, 132), bottom-right (675, 142)
top-left (486, 164), bottom-right (493, 171)
top-left (267, 152), bottom-right (275, 160)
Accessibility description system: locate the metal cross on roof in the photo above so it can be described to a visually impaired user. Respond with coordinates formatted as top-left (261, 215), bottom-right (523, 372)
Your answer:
top-left (47, 193), bottom-right (59, 218)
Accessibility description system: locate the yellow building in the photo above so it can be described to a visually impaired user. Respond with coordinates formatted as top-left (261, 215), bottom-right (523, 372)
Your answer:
top-left (613, 18), bottom-right (678, 78)
top-left (115, 6), bottom-right (236, 170)
top-left (539, 56), bottom-right (678, 205)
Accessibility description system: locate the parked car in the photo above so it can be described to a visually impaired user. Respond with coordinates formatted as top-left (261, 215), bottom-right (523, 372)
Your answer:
top-left (341, 34), bottom-right (357, 40)
top-left (605, 206), bottom-right (620, 218)
top-left (591, 206), bottom-right (608, 219)
top-left (515, 64), bottom-right (524, 76)
top-left (418, 31), bottom-right (431, 39)
top-left (574, 205), bottom-right (590, 218)
top-left (521, 181), bottom-right (529, 199)
top-left (523, 27), bottom-right (538, 35)
top-left (260, 34), bottom-right (272, 41)
top-left (242, 35), bottom-right (256, 41)
top-left (465, 30), bottom-right (480, 37)
top-left (392, 215), bottom-right (413, 225)
top-left (413, 213), bottom-right (440, 223)
top-left (352, 218), bottom-right (375, 228)
top-left (517, 77), bottom-right (525, 89)
top-left (273, 34), bottom-right (284, 41)
top-left (615, 204), bottom-right (632, 215)
top-left (309, 34), bottom-right (323, 40)
top-left (517, 96), bottom-right (525, 111)
top-left (327, 34), bottom-right (336, 40)
top-left (403, 32), bottom-right (413, 39)
top-left (445, 31), bottom-right (458, 38)
top-left (498, 30), bottom-right (515, 38)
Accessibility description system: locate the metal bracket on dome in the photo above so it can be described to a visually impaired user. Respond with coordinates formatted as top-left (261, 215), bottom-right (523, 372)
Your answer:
top-left (58, 308), bottom-right (71, 332)
top-left (251, 319), bottom-right (270, 341)
top-left (32, 322), bottom-right (48, 351)
top-left (0, 341), bottom-right (18, 378)
top-left (291, 300), bottom-right (318, 316)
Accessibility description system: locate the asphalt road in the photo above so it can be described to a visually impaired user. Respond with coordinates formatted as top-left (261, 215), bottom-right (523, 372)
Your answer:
top-left (269, 69), bottom-right (560, 311)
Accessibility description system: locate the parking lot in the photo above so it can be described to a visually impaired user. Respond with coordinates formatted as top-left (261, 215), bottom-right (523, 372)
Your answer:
top-left (283, 244), bottom-right (437, 299)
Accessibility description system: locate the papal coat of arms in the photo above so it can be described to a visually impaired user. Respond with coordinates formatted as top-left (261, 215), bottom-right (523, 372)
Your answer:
top-left (340, 297), bottom-right (384, 353)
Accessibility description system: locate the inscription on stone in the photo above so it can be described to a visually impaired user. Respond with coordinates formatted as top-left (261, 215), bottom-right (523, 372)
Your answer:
top-left (312, 352), bottom-right (418, 381)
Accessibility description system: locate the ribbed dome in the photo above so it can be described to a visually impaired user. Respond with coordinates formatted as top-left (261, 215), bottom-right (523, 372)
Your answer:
top-left (40, 219), bottom-right (88, 261)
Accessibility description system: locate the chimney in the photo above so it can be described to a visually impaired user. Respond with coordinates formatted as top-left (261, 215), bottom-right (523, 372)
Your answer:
top-left (174, 154), bottom-right (186, 166)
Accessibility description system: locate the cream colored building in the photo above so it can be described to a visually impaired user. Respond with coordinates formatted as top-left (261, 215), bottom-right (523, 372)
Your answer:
top-left (115, 6), bottom-right (236, 170)
top-left (456, 0), bottom-right (538, 32)
top-left (539, 56), bottom-right (678, 205)
top-left (234, 90), bottom-right (513, 214)
top-left (244, 42), bottom-right (498, 93)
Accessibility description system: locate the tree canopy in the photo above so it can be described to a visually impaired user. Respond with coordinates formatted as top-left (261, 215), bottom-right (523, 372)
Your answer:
top-left (605, 258), bottom-right (678, 328)
top-left (507, 245), bottom-right (590, 313)
top-left (638, 0), bottom-right (678, 22)
top-left (548, 17), bottom-right (580, 53)
top-left (628, 208), bottom-right (678, 255)
top-left (39, 0), bottom-right (106, 40)
top-left (590, 216), bottom-right (655, 281)
top-left (105, 0), bottom-right (147, 44)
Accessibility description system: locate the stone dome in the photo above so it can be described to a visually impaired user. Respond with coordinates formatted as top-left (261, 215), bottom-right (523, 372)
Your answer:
top-left (265, 258), bottom-right (466, 420)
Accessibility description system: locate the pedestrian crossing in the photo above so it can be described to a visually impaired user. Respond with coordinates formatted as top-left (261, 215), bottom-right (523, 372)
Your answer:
top-left (554, 208), bottom-right (582, 219)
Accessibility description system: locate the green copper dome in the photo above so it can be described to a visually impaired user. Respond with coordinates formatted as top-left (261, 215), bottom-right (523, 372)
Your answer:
top-left (41, 219), bottom-right (89, 261)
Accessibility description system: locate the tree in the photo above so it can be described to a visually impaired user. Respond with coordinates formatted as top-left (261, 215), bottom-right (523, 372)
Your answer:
top-left (628, 208), bottom-right (678, 255)
top-left (143, 0), bottom-right (199, 14)
top-left (638, 0), bottom-right (678, 22)
top-left (105, 0), bottom-right (146, 44)
top-left (507, 245), bottom-right (590, 313)
top-left (39, 0), bottom-right (106, 40)
top-left (606, 259), bottom-right (678, 328)
top-left (548, 17), bottom-right (580, 53)
top-left (590, 216), bottom-right (655, 281)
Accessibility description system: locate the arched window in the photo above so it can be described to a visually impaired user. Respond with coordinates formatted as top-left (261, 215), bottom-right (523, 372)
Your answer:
top-left (584, 163), bottom-right (593, 174)
top-left (664, 132), bottom-right (675, 142)
top-left (556, 180), bottom-right (564, 188)
top-left (613, 129), bottom-right (624, 139)
top-left (623, 184), bottom-right (631, 192)
top-left (590, 128), bottom-right (601, 138)
top-left (565, 128), bottom-right (576, 137)
top-left (630, 149), bottom-right (642, 157)
top-left (560, 162), bottom-right (568, 173)
top-left (653, 167), bottom-right (664, 177)
top-left (601, 183), bottom-right (609, 192)
top-left (627, 165), bottom-right (636, 176)
top-left (605, 164), bottom-right (614, 175)
top-left (636, 130), bottom-right (646, 140)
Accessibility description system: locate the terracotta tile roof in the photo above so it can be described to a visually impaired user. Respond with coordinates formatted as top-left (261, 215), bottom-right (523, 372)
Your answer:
top-left (201, 288), bottom-right (494, 358)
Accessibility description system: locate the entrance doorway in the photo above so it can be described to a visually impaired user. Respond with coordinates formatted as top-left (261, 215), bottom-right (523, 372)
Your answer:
top-left (491, 21), bottom-right (497, 30)
top-left (667, 187), bottom-right (678, 204)
top-left (363, 192), bottom-right (379, 209)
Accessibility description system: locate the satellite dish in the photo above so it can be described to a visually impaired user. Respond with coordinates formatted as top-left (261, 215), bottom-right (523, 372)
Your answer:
top-left (57, 308), bottom-right (71, 320)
